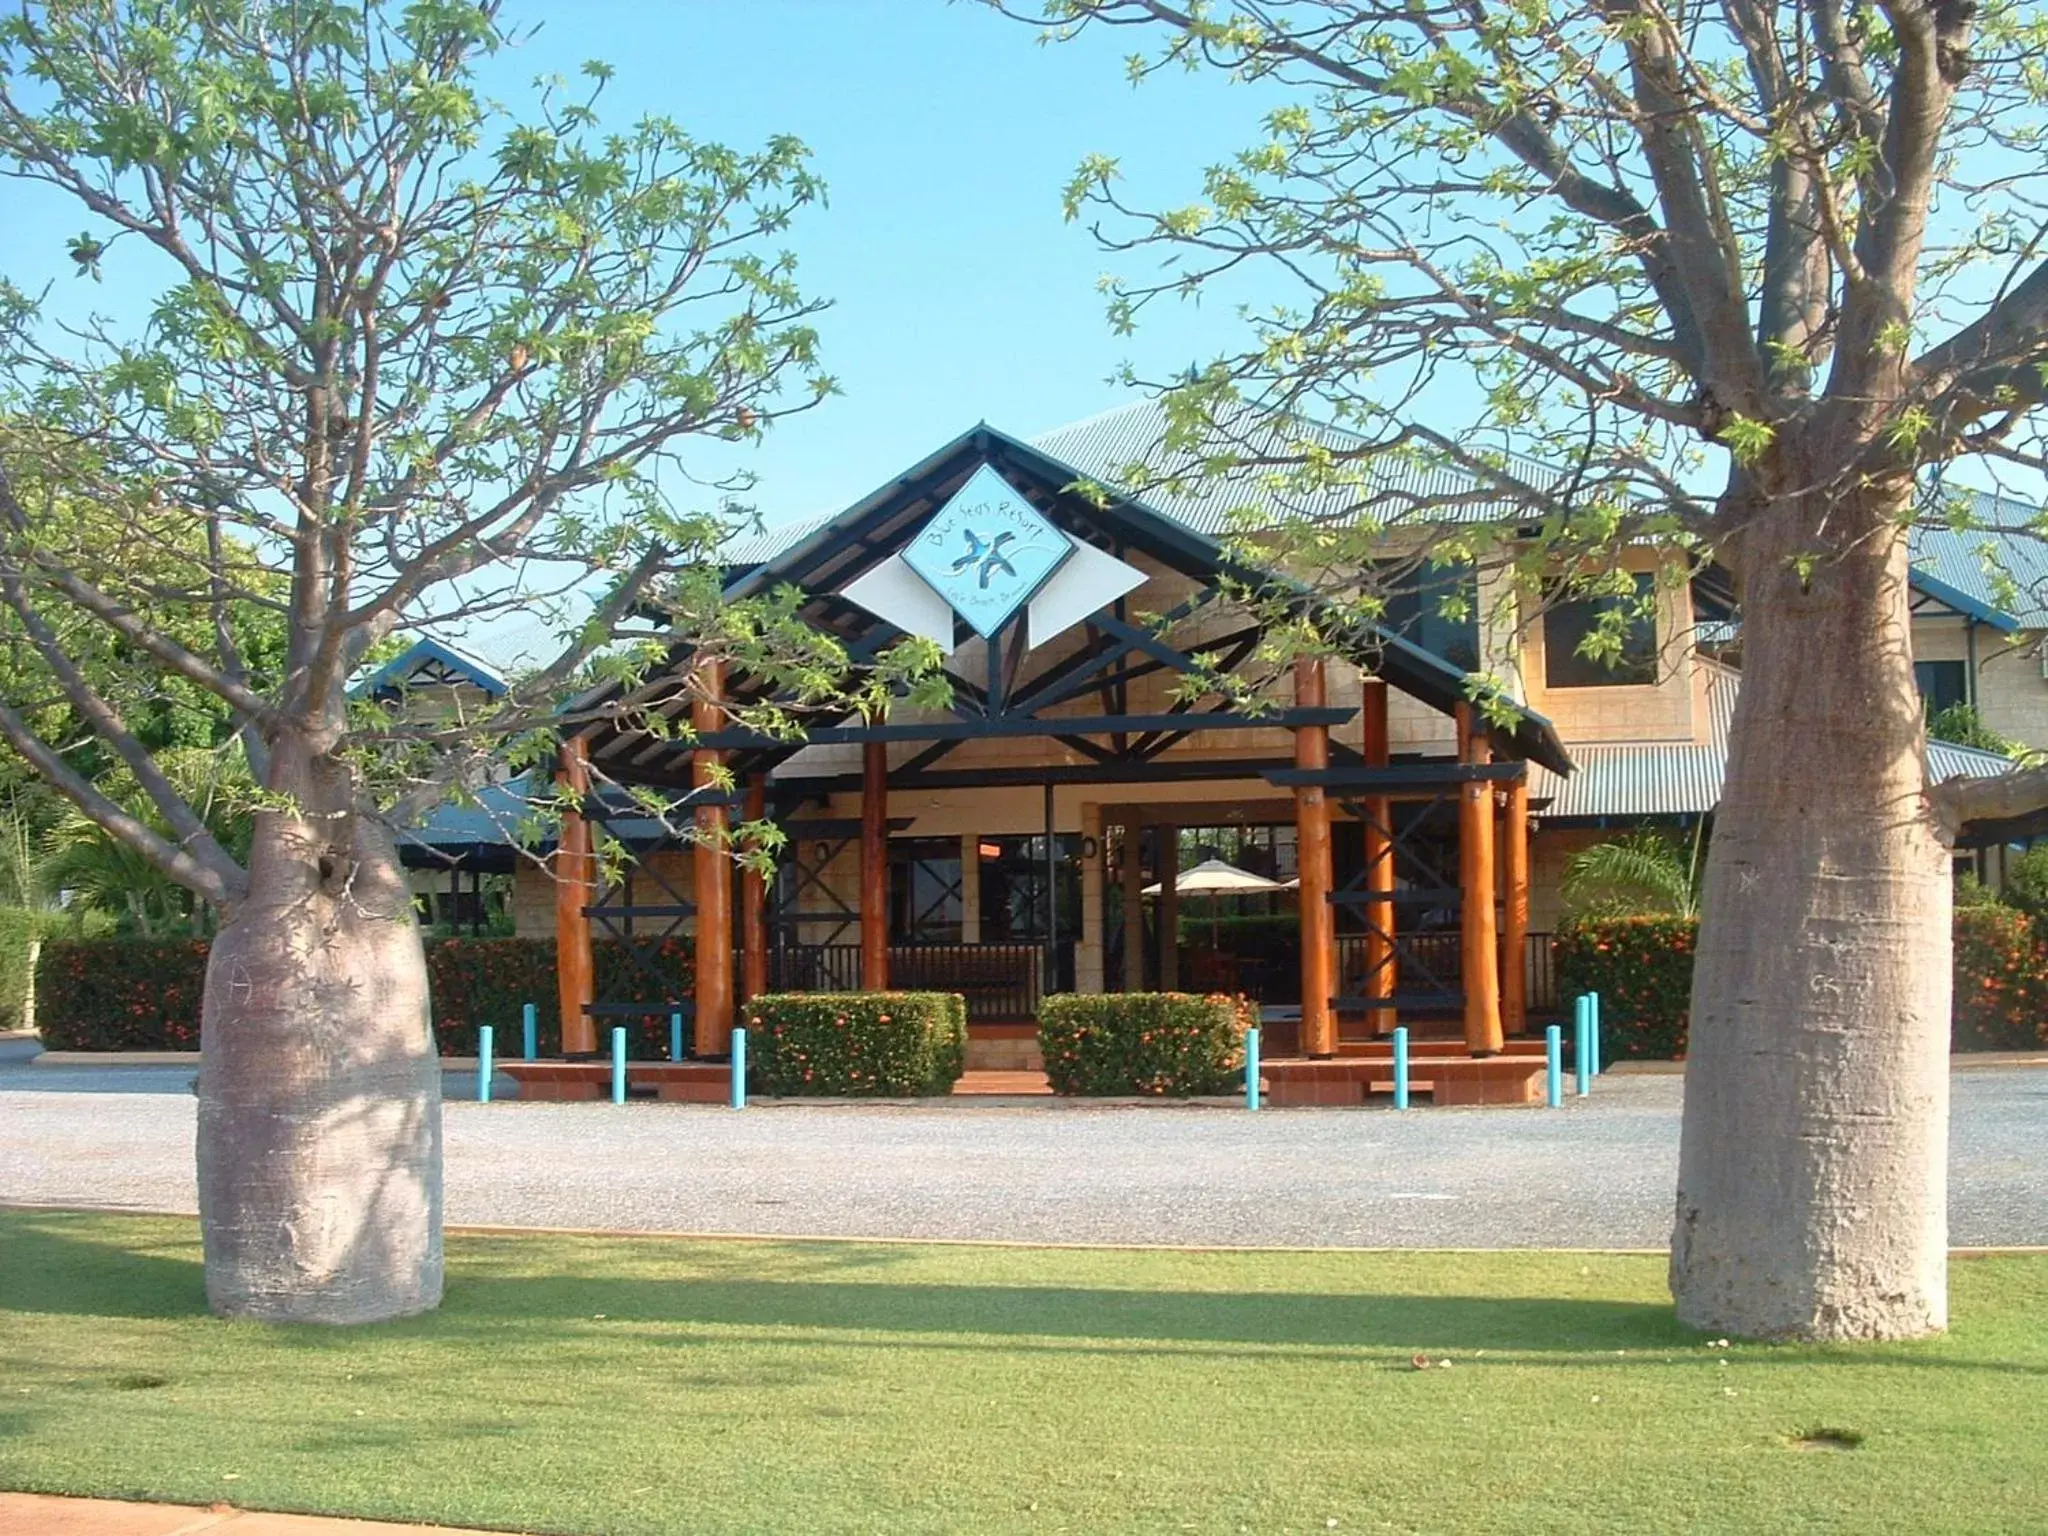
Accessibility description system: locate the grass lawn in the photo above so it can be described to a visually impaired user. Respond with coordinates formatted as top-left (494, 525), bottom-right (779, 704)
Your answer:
top-left (1, 1211), bottom-right (2044, 1535)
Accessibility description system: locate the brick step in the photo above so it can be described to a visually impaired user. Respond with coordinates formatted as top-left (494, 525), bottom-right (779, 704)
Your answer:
top-left (1261, 1054), bottom-right (1547, 1107)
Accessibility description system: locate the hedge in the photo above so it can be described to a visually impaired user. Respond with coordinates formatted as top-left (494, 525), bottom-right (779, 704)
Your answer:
top-left (1557, 907), bottom-right (2048, 1058)
top-left (744, 991), bottom-right (966, 1096)
top-left (34, 935), bottom-right (694, 1058)
top-left (1951, 904), bottom-right (2048, 1051)
top-left (1553, 915), bottom-right (1696, 1061)
top-left (1037, 991), bottom-right (1253, 1096)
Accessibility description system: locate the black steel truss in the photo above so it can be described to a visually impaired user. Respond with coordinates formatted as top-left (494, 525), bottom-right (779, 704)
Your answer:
top-left (1328, 791), bottom-right (1465, 1013)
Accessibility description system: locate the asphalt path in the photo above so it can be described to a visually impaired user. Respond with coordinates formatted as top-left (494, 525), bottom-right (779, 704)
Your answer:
top-left (3, 1041), bottom-right (2043, 1248)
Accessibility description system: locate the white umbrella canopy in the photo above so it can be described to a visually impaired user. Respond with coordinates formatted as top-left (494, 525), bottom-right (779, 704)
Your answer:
top-left (1142, 858), bottom-right (1285, 896)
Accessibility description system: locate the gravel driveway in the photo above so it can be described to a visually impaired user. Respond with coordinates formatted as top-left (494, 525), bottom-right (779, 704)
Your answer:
top-left (4, 1044), bottom-right (2044, 1248)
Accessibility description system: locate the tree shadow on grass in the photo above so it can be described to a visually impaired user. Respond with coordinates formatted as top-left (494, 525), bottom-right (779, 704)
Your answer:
top-left (7, 1212), bottom-right (2038, 1379)
top-left (0, 1208), bottom-right (206, 1319)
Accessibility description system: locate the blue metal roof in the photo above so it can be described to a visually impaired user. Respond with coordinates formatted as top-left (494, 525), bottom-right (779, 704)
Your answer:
top-left (1909, 487), bottom-right (2048, 629)
top-left (350, 638), bottom-right (509, 700)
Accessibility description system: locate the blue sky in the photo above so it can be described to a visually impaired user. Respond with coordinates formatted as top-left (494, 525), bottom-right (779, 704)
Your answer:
top-left (487, 1), bottom-right (1266, 524)
top-left (0, 3), bottom-right (1275, 660)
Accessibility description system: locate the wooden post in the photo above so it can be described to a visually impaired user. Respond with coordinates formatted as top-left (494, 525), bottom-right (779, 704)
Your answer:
top-left (693, 663), bottom-right (734, 1056)
top-left (1121, 819), bottom-right (1146, 991)
top-left (554, 738), bottom-right (597, 1056)
top-left (861, 739), bottom-right (889, 990)
top-left (1457, 703), bottom-right (1504, 1056)
top-left (1500, 774), bottom-right (1530, 1037)
top-left (1294, 658), bottom-right (1337, 1057)
top-left (1361, 677), bottom-right (1396, 1036)
top-left (1157, 823), bottom-right (1180, 991)
top-left (740, 771), bottom-right (769, 1005)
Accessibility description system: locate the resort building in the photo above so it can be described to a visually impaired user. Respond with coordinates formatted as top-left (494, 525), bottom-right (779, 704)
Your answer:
top-left (395, 402), bottom-right (2037, 1075)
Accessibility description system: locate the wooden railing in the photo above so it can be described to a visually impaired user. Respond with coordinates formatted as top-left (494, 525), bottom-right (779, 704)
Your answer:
top-left (1334, 930), bottom-right (1560, 1016)
top-left (759, 942), bottom-right (1050, 1023)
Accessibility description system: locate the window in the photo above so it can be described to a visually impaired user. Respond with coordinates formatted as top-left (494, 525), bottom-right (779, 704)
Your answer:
top-left (1544, 574), bottom-right (1659, 688)
top-left (888, 839), bottom-right (962, 943)
top-left (1379, 564), bottom-right (1480, 671)
top-left (978, 834), bottom-right (1079, 942)
top-left (1914, 661), bottom-right (1968, 718)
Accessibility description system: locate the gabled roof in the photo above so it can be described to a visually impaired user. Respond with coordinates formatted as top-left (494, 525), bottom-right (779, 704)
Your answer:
top-left (350, 638), bottom-right (509, 701)
top-left (702, 419), bottom-right (1570, 774)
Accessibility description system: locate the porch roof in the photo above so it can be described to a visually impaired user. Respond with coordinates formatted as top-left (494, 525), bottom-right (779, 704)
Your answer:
top-left (573, 420), bottom-right (1572, 787)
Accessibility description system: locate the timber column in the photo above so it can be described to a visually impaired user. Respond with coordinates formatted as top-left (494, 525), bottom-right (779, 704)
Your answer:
top-left (692, 663), bottom-right (734, 1055)
top-left (1294, 658), bottom-right (1338, 1058)
top-left (1120, 820), bottom-right (1146, 991)
top-left (1361, 677), bottom-right (1396, 1036)
top-left (1456, 703), bottom-right (1505, 1055)
top-left (861, 740), bottom-right (889, 990)
top-left (1500, 774), bottom-right (1530, 1036)
top-left (740, 772), bottom-right (770, 1004)
top-left (554, 737), bottom-right (597, 1056)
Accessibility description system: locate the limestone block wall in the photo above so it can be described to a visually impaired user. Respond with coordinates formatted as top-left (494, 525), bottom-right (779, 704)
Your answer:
top-left (1911, 616), bottom-right (2048, 753)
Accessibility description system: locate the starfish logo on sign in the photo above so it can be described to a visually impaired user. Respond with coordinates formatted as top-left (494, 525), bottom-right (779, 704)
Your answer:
top-left (902, 466), bottom-right (1073, 639)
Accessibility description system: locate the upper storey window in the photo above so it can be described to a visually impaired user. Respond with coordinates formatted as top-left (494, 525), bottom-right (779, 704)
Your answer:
top-left (1545, 573), bottom-right (1659, 688)
top-left (1379, 564), bottom-right (1480, 672)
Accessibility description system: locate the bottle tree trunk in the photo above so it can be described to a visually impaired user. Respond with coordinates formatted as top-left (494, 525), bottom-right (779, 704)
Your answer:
top-left (197, 747), bottom-right (443, 1324)
top-left (1673, 484), bottom-right (1951, 1341)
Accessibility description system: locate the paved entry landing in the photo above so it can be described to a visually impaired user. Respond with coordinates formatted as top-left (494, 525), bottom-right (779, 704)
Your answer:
top-left (954, 1069), bottom-right (1054, 1095)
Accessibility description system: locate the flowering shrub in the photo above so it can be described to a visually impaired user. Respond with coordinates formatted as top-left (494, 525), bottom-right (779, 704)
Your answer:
top-left (1553, 916), bottom-right (1696, 1060)
top-left (744, 991), bottom-right (966, 1096)
top-left (35, 937), bottom-right (211, 1050)
top-left (1952, 904), bottom-right (2048, 1051)
top-left (36, 935), bottom-right (695, 1057)
top-left (1037, 992), bottom-right (1253, 1096)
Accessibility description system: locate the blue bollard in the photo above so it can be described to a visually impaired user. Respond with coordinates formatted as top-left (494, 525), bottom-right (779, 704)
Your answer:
top-left (1588, 991), bottom-right (1603, 1076)
top-left (1244, 1027), bottom-right (1261, 1112)
top-left (1545, 1023), bottom-right (1562, 1108)
top-left (611, 1026), bottom-right (627, 1105)
top-left (521, 1002), bottom-right (537, 1062)
top-left (1393, 1025), bottom-right (1410, 1110)
top-left (671, 1010), bottom-right (684, 1064)
top-left (1574, 995), bottom-right (1592, 1097)
top-left (478, 1024), bottom-right (495, 1104)
top-left (731, 1028), bottom-right (748, 1110)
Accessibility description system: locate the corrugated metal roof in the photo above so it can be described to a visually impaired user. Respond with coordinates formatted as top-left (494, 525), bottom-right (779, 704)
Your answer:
top-left (1530, 661), bottom-right (2018, 819)
top-left (1909, 487), bottom-right (2048, 628)
top-left (1030, 399), bottom-right (1578, 535)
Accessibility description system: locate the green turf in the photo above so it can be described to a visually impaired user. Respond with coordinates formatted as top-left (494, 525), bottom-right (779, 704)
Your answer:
top-left (2, 1210), bottom-right (2044, 1535)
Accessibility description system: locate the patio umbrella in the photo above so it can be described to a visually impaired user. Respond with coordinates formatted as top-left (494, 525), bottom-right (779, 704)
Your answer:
top-left (1143, 859), bottom-right (1284, 947)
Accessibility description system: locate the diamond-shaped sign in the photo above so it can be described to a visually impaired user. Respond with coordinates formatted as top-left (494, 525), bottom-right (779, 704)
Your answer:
top-left (902, 465), bottom-right (1073, 639)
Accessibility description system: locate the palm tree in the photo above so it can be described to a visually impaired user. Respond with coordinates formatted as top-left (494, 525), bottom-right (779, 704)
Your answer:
top-left (1560, 827), bottom-right (1705, 921)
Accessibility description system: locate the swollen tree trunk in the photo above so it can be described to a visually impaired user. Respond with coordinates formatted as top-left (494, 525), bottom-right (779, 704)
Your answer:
top-left (197, 750), bottom-right (443, 1324)
top-left (1673, 482), bottom-right (1951, 1340)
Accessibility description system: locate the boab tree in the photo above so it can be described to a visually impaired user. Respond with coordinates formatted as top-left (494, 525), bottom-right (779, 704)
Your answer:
top-left (0, 0), bottom-right (840, 1322)
top-left (1005, 0), bottom-right (2048, 1338)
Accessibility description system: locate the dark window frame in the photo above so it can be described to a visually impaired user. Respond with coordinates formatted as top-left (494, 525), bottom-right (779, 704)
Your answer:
top-left (1544, 573), bottom-right (1660, 689)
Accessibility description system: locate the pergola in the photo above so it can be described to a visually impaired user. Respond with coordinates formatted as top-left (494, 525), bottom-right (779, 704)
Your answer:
top-left (553, 422), bottom-right (1572, 1065)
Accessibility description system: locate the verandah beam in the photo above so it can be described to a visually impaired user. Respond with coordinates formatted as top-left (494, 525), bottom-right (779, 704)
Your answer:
top-left (687, 706), bottom-right (1354, 749)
